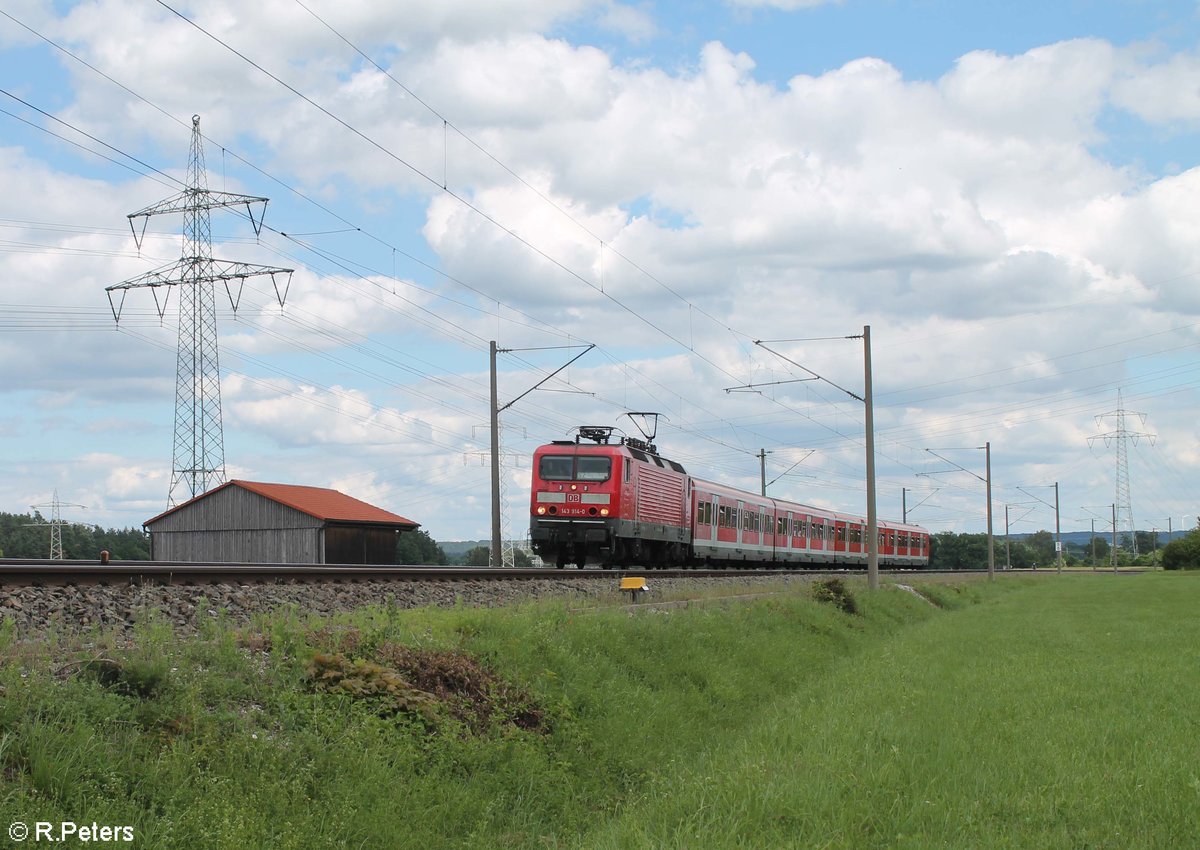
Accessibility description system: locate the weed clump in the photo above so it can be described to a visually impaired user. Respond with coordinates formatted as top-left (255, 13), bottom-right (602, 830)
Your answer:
top-left (77, 656), bottom-right (170, 698)
top-left (377, 644), bottom-right (547, 733)
top-left (812, 578), bottom-right (859, 616)
top-left (305, 652), bottom-right (439, 722)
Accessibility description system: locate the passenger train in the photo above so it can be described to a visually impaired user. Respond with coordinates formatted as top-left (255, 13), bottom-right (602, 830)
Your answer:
top-left (529, 426), bottom-right (930, 569)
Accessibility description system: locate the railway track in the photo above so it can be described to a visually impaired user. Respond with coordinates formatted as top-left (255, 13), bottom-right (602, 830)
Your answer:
top-left (0, 558), bottom-right (961, 587)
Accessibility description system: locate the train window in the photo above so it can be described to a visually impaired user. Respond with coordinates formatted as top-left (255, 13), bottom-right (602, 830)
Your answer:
top-left (576, 457), bottom-right (612, 481)
top-left (697, 501), bottom-right (713, 525)
top-left (539, 455), bottom-right (612, 482)
top-left (777, 517), bottom-right (787, 535)
top-left (539, 455), bottom-right (574, 480)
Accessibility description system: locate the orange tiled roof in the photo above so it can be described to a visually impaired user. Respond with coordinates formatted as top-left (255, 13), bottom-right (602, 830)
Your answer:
top-left (146, 480), bottom-right (419, 528)
top-left (233, 480), bottom-right (418, 526)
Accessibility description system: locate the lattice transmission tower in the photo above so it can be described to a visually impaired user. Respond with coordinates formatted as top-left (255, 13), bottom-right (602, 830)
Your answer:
top-left (27, 490), bottom-right (86, 560)
top-left (107, 116), bottom-right (293, 507)
top-left (1088, 389), bottom-right (1155, 554)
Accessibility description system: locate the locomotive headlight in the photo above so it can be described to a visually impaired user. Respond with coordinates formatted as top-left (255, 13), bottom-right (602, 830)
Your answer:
top-left (600, 508), bottom-right (610, 517)
top-left (570, 483), bottom-right (578, 491)
top-left (536, 506), bottom-right (547, 515)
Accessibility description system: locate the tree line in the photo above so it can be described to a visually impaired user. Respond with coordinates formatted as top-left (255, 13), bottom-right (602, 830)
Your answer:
top-left (0, 511), bottom-right (151, 560)
top-left (931, 528), bottom-right (1200, 570)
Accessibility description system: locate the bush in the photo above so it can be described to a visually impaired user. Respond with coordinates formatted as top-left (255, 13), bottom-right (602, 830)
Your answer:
top-left (812, 578), bottom-right (859, 615)
top-left (1162, 529), bottom-right (1200, 570)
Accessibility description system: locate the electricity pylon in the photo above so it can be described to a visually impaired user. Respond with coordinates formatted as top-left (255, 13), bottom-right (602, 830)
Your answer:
top-left (27, 490), bottom-right (86, 559)
top-left (1089, 389), bottom-right (1155, 554)
top-left (106, 115), bottom-right (293, 507)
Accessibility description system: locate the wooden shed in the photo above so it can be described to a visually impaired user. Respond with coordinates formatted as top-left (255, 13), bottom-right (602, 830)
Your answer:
top-left (144, 480), bottom-right (420, 565)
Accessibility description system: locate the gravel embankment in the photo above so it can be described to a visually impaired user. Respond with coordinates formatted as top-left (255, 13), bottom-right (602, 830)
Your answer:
top-left (0, 574), bottom-right (820, 638)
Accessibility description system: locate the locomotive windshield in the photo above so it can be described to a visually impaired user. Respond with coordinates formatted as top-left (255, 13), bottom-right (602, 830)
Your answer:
top-left (576, 457), bottom-right (611, 481)
top-left (538, 455), bottom-right (612, 482)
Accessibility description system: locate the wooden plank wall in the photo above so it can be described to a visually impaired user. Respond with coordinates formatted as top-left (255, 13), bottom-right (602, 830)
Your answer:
top-left (148, 485), bottom-right (323, 563)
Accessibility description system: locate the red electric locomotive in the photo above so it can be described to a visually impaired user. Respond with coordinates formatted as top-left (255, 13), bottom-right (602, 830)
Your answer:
top-left (529, 426), bottom-right (691, 568)
top-left (528, 425), bottom-right (930, 569)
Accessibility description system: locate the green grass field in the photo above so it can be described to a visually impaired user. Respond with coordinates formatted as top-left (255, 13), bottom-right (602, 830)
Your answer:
top-left (1, 575), bottom-right (1196, 848)
top-left (580, 574), bottom-right (1200, 849)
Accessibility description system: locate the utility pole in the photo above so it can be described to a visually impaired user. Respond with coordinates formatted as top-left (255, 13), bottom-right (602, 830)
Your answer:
top-left (758, 449), bottom-right (770, 496)
top-left (488, 341), bottom-right (594, 567)
top-left (489, 341), bottom-right (502, 568)
top-left (1089, 389), bottom-right (1155, 555)
top-left (747, 328), bottom-right (876, 587)
top-left (864, 326), bottom-right (879, 591)
top-left (106, 115), bottom-right (293, 507)
top-left (1019, 482), bottom-right (1063, 572)
top-left (1055, 482), bottom-right (1062, 573)
top-left (902, 487), bottom-right (907, 524)
top-left (985, 441), bottom-right (994, 580)
top-left (1111, 503), bottom-right (1118, 573)
top-left (922, 444), bottom-right (993, 578)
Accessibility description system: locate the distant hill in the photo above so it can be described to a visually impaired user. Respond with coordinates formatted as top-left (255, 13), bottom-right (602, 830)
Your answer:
top-left (1006, 530), bottom-right (1189, 546)
top-left (439, 540), bottom-right (491, 558)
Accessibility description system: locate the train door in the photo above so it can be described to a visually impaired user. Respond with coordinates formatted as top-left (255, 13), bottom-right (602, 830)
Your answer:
top-left (736, 500), bottom-right (746, 557)
top-left (691, 489), bottom-right (716, 558)
top-left (879, 528), bottom-right (895, 561)
top-left (792, 514), bottom-right (806, 563)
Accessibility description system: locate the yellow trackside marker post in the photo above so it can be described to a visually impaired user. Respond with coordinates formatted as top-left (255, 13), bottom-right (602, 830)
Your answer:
top-left (620, 576), bottom-right (647, 603)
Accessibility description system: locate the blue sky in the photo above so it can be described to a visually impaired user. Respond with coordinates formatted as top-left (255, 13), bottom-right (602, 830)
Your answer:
top-left (2, 0), bottom-right (1199, 548)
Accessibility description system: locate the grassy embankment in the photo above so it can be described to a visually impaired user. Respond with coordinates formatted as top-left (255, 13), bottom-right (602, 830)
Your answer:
top-left (1, 574), bottom-right (1196, 848)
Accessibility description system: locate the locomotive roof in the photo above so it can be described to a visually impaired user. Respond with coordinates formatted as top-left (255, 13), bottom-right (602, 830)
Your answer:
top-left (538, 439), bottom-right (687, 473)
